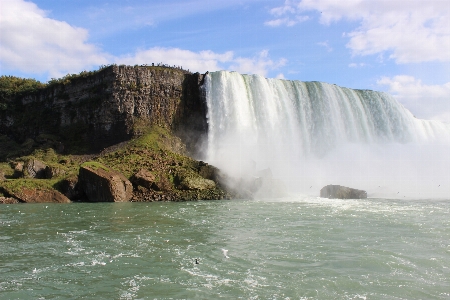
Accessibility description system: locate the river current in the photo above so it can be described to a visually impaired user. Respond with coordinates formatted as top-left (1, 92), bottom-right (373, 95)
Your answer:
top-left (1, 197), bottom-right (449, 299)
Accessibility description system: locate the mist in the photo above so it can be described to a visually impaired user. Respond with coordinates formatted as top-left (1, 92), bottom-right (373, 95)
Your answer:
top-left (202, 71), bottom-right (450, 199)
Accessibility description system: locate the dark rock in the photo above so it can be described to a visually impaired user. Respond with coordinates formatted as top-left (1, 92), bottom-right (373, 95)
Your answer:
top-left (10, 188), bottom-right (71, 203)
top-left (131, 169), bottom-right (155, 189)
top-left (59, 176), bottom-right (82, 200)
top-left (26, 159), bottom-right (47, 179)
top-left (45, 165), bottom-right (66, 179)
top-left (198, 164), bottom-right (219, 181)
top-left (11, 161), bottom-right (24, 178)
top-left (78, 164), bottom-right (133, 202)
top-left (320, 185), bottom-right (367, 199)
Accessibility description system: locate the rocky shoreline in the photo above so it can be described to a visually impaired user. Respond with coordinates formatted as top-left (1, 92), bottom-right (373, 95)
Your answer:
top-left (0, 65), bottom-right (368, 203)
top-left (0, 125), bottom-right (233, 203)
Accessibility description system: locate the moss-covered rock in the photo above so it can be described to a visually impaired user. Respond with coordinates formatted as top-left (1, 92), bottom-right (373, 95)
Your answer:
top-left (0, 179), bottom-right (71, 203)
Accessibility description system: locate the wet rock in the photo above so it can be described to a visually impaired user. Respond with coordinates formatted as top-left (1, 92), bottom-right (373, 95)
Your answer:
top-left (79, 164), bottom-right (133, 202)
top-left (320, 185), bottom-right (367, 199)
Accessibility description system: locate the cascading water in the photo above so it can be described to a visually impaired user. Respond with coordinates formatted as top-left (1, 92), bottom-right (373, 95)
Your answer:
top-left (203, 71), bottom-right (450, 199)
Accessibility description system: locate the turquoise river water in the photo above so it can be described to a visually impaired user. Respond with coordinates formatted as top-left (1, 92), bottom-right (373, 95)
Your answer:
top-left (1, 196), bottom-right (449, 299)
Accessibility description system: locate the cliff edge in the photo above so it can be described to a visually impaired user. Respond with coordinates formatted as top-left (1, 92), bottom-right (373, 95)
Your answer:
top-left (0, 65), bottom-right (232, 203)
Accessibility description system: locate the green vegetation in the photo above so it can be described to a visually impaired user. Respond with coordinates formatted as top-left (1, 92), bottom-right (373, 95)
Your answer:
top-left (1, 178), bottom-right (60, 196)
top-left (0, 65), bottom-right (229, 202)
top-left (0, 125), bottom-right (230, 202)
top-left (81, 161), bottom-right (110, 172)
top-left (0, 76), bottom-right (46, 100)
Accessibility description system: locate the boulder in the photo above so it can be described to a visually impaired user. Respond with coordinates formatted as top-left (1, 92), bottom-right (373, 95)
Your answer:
top-left (130, 169), bottom-right (155, 189)
top-left (10, 188), bottom-right (71, 203)
top-left (180, 176), bottom-right (216, 190)
top-left (78, 163), bottom-right (133, 202)
top-left (320, 185), bottom-right (367, 199)
top-left (176, 168), bottom-right (216, 191)
top-left (26, 159), bottom-right (47, 179)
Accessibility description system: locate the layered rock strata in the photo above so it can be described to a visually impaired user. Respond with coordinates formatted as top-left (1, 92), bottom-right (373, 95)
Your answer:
top-left (0, 65), bottom-right (207, 154)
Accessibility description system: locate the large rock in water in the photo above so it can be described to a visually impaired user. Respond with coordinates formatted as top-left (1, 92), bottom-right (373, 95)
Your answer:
top-left (320, 185), bottom-right (367, 199)
top-left (79, 163), bottom-right (133, 202)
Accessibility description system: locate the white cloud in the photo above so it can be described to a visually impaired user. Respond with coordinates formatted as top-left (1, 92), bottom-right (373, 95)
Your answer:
top-left (378, 75), bottom-right (450, 122)
top-left (317, 41), bottom-right (333, 52)
top-left (228, 50), bottom-right (287, 77)
top-left (117, 48), bottom-right (287, 78)
top-left (115, 48), bottom-right (234, 73)
top-left (265, 15), bottom-right (309, 27)
top-left (0, 1), bottom-right (286, 80)
top-left (0, 0), bottom-right (109, 78)
top-left (348, 62), bottom-right (366, 68)
top-left (267, 0), bottom-right (450, 63)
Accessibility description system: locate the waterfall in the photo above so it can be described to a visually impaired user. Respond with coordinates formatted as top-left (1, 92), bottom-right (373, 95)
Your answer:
top-left (203, 71), bottom-right (450, 199)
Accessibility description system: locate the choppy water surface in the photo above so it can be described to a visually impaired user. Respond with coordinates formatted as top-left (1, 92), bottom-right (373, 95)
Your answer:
top-left (1, 197), bottom-right (449, 299)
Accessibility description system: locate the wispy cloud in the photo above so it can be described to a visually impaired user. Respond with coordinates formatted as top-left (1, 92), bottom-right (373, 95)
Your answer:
top-left (267, 0), bottom-right (450, 63)
top-left (378, 75), bottom-right (450, 122)
top-left (117, 48), bottom-right (287, 77)
top-left (348, 62), bottom-right (366, 68)
top-left (317, 41), bottom-right (333, 52)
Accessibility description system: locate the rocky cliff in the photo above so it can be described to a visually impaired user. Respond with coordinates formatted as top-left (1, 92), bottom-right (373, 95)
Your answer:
top-left (0, 65), bottom-right (207, 155)
top-left (0, 65), bottom-right (232, 204)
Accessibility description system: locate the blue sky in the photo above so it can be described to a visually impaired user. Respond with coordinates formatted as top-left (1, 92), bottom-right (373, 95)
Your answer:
top-left (1, 0), bottom-right (450, 121)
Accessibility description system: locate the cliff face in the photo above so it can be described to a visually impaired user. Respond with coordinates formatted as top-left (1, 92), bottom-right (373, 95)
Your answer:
top-left (0, 65), bottom-right (207, 154)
